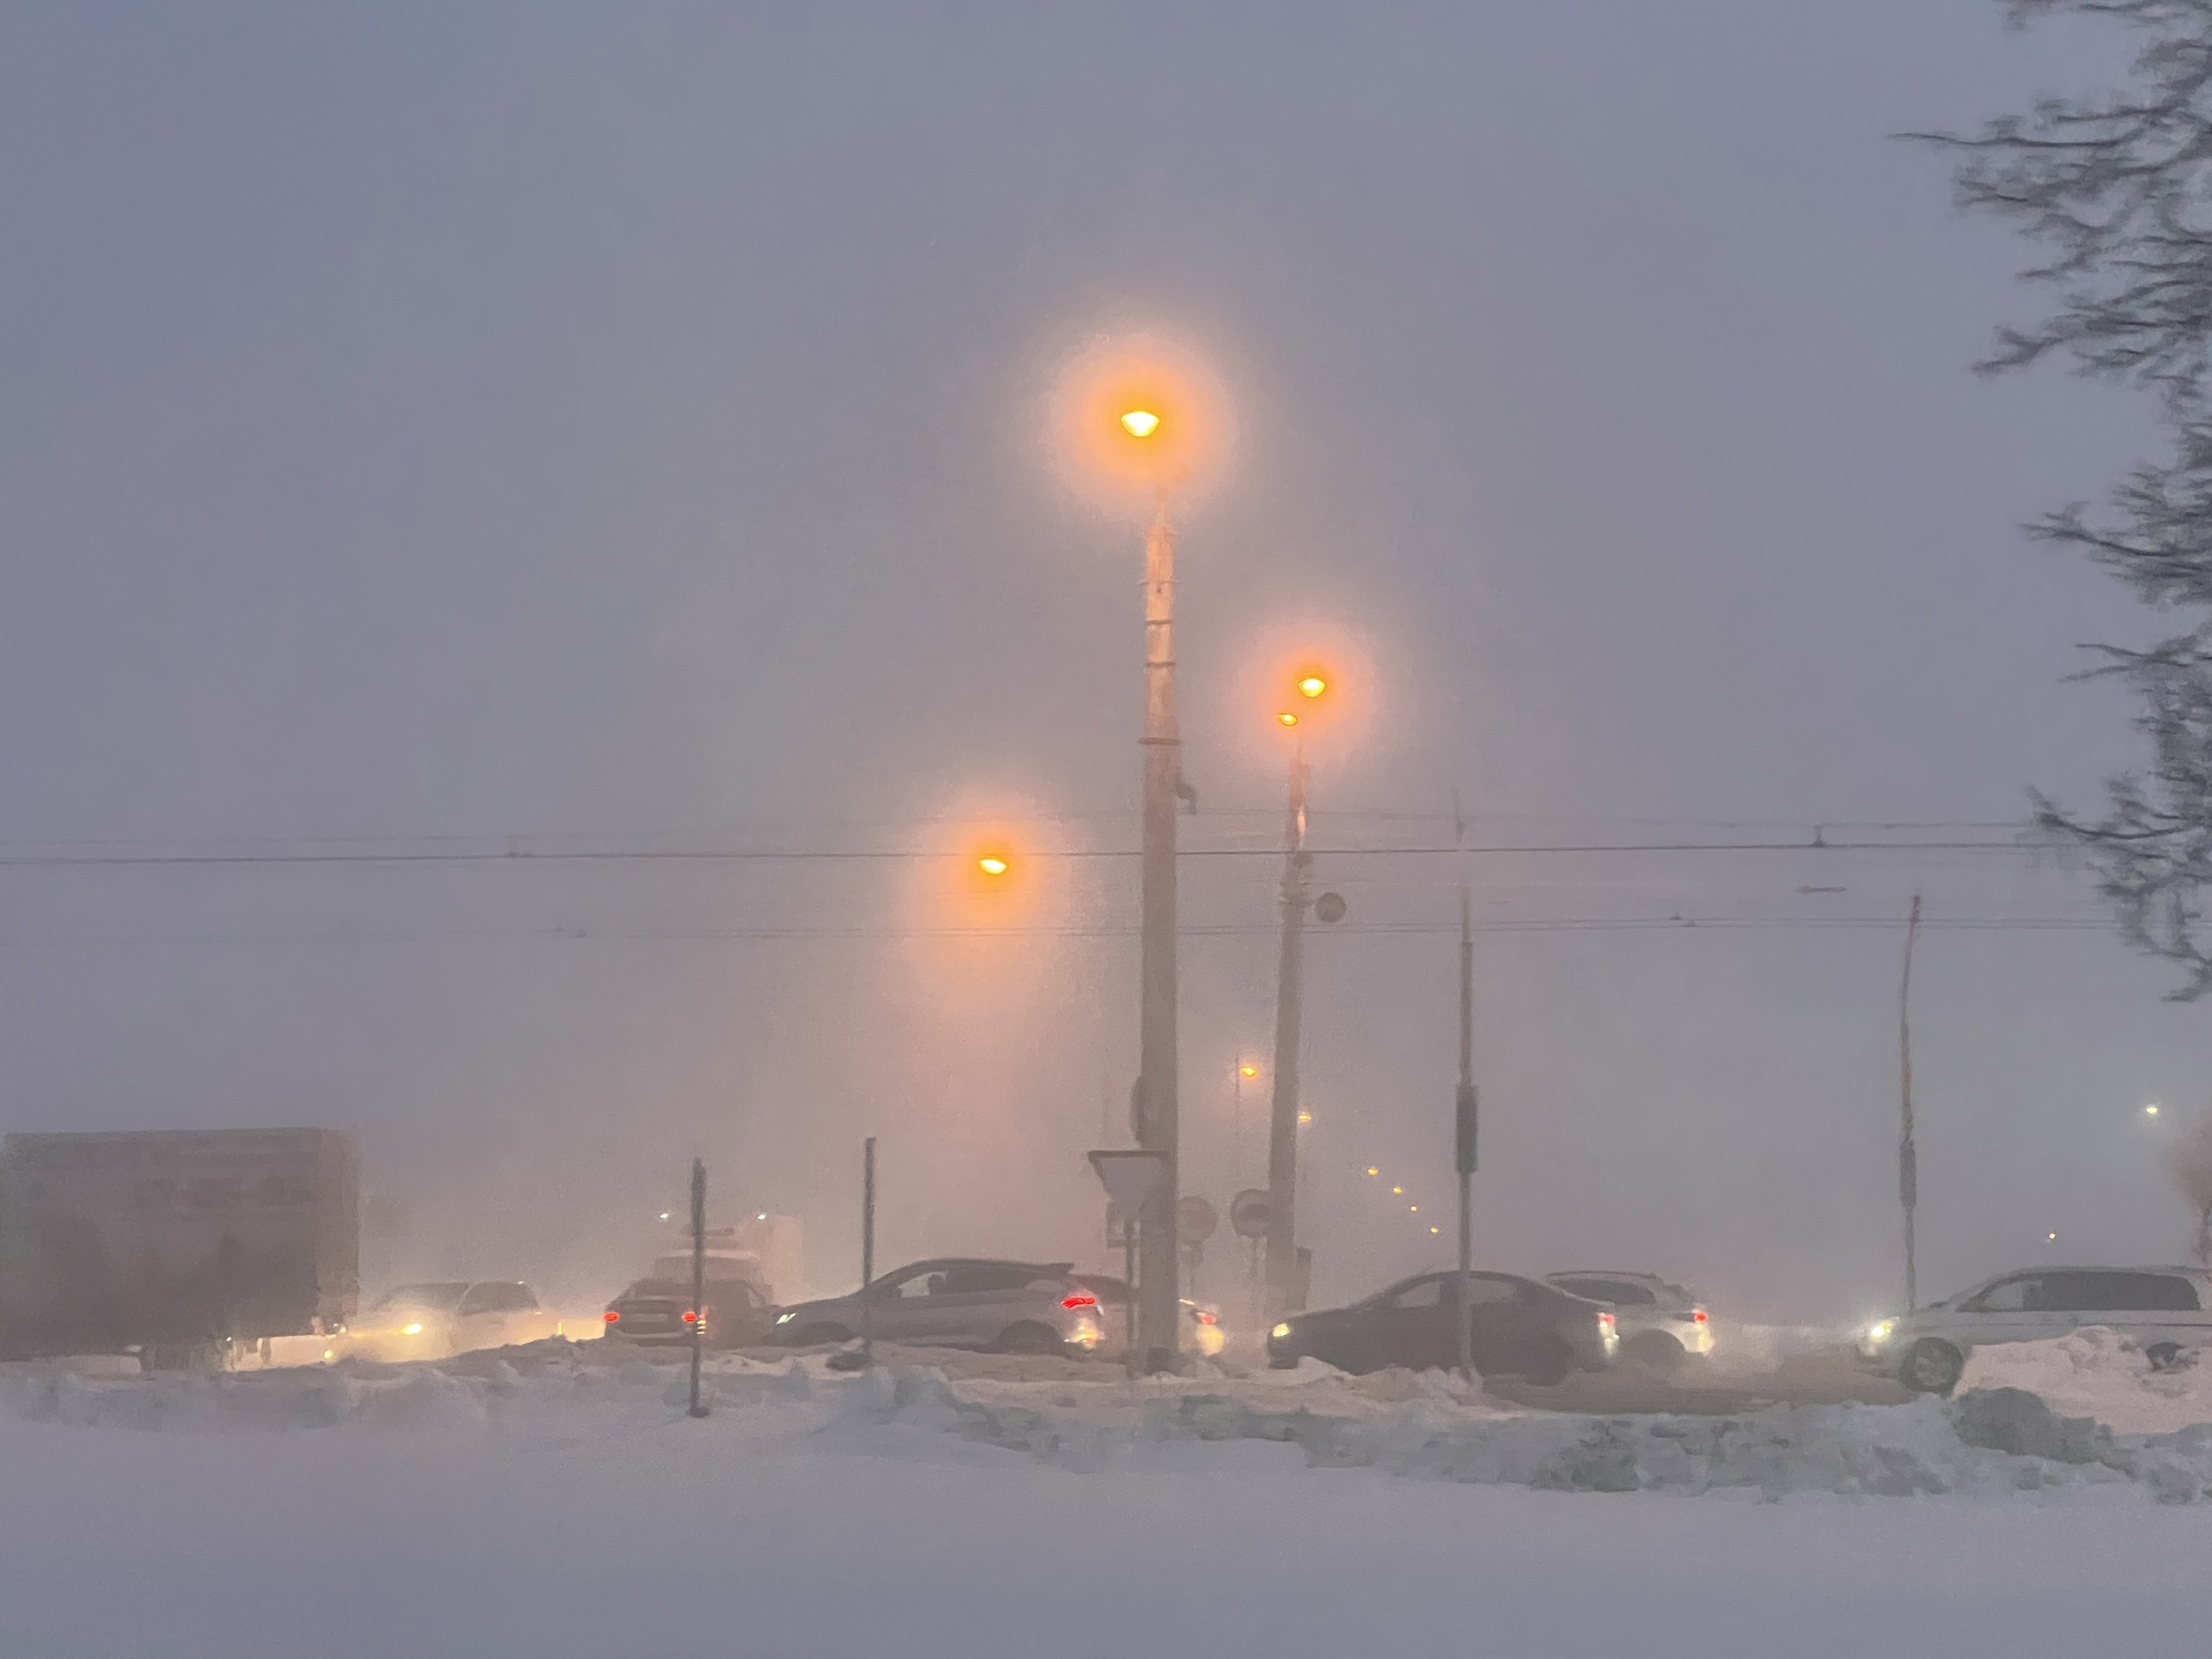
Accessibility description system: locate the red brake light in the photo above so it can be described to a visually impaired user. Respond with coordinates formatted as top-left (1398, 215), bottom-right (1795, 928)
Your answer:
top-left (604, 1310), bottom-right (620, 1323)
top-left (1195, 1310), bottom-right (1218, 1325)
top-left (1061, 1293), bottom-right (1098, 1310)
top-left (1597, 1311), bottom-right (1616, 1331)
top-left (1692, 1308), bottom-right (1708, 1324)
top-left (682, 1310), bottom-right (699, 1325)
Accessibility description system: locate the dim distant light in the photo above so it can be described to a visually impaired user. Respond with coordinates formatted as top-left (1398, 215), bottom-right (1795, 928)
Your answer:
top-left (1391, 1186), bottom-right (1403, 1196)
top-left (1119, 410), bottom-right (1160, 438)
top-left (2048, 1231), bottom-right (2059, 1242)
top-left (1408, 1205), bottom-right (1419, 1214)
top-left (2145, 1103), bottom-right (2162, 1117)
top-left (1297, 1110), bottom-right (1313, 1126)
top-left (1366, 1166), bottom-right (1379, 1178)
top-left (1240, 1064), bottom-right (1259, 1078)
top-left (1429, 1226), bottom-right (1440, 1236)
top-left (1277, 711), bottom-right (1299, 727)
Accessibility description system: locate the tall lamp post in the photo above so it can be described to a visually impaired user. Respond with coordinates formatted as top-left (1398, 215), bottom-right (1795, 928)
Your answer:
top-left (1126, 410), bottom-right (1186, 1370)
top-left (1263, 672), bottom-right (1331, 1313)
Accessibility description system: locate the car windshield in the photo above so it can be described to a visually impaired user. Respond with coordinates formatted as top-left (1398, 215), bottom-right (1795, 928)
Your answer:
top-left (624, 1279), bottom-right (755, 1301)
top-left (372, 1282), bottom-right (468, 1313)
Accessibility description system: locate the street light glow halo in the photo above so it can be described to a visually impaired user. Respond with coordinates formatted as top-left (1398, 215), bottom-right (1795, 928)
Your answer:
top-left (1047, 331), bottom-right (1234, 513)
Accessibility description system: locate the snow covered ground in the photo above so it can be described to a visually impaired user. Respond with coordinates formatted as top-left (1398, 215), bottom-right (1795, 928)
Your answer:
top-left (5, 1344), bottom-right (2211, 1658)
top-left (1960, 1325), bottom-right (2212, 1435)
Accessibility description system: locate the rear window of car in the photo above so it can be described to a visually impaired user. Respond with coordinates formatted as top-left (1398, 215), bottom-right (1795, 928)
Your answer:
top-left (938, 1263), bottom-right (1039, 1294)
top-left (2040, 1271), bottom-right (2202, 1313)
top-left (1554, 1277), bottom-right (1658, 1306)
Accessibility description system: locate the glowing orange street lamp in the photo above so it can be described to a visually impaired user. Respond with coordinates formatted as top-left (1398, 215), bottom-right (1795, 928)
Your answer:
top-left (1264, 664), bottom-right (1344, 1316)
top-left (1120, 409), bottom-right (1161, 438)
top-left (977, 855), bottom-right (1010, 877)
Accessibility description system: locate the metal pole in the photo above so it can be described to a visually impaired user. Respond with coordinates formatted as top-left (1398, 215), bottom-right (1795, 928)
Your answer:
top-left (687, 1157), bottom-right (708, 1418)
top-left (1263, 741), bottom-right (1311, 1314)
top-left (1136, 499), bottom-right (1181, 1369)
top-left (1123, 1220), bottom-right (1139, 1381)
top-left (1899, 894), bottom-right (1922, 1312)
top-left (861, 1136), bottom-right (877, 1362)
top-left (1455, 846), bottom-right (1478, 1381)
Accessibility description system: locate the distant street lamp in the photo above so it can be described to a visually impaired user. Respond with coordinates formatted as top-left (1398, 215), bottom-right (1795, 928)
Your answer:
top-left (977, 855), bottom-right (1010, 877)
top-left (1264, 665), bottom-right (1345, 1315)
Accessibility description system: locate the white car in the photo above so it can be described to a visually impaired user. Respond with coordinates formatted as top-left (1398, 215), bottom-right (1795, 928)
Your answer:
top-left (341, 1281), bottom-right (564, 1363)
top-left (1859, 1265), bottom-right (2212, 1395)
top-left (1545, 1271), bottom-right (1713, 1370)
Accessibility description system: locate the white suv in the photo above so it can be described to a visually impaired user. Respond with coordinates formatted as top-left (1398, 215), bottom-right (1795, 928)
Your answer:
top-left (1859, 1265), bottom-right (2212, 1394)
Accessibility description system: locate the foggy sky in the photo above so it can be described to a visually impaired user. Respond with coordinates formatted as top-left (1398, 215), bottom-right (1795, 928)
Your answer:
top-left (3, 3), bottom-right (2197, 1320)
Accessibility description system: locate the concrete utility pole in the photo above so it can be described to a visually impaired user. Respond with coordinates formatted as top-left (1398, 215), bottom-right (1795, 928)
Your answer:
top-left (1454, 798), bottom-right (1478, 1382)
top-left (1135, 500), bottom-right (1182, 1368)
top-left (1898, 893), bottom-right (1923, 1313)
top-left (1263, 739), bottom-right (1312, 1313)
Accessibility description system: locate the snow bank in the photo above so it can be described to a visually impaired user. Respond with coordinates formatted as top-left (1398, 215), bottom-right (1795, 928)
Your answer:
top-left (1958, 1327), bottom-right (2212, 1436)
top-left (13, 1344), bottom-right (2212, 1504)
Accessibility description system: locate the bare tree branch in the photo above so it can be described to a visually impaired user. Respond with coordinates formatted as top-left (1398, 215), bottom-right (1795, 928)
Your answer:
top-left (1937, 1), bottom-right (2212, 994)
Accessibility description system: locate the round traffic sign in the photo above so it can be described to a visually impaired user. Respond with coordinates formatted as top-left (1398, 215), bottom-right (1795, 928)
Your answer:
top-left (1176, 1194), bottom-right (1218, 1246)
top-left (1313, 891), bottom-right (1347, 924)
top-left (1229, 1187), bottom-right (1272, 1240)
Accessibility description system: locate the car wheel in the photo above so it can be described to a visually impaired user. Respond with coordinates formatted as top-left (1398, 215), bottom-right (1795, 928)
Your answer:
top-left (2146, 1342), bottom-right (2183, 1371)
top-left (791, 1324), bottom-right (852, 1347)
top-left (1519, 1335), bottom-right (1574, 1388)
top-left (990, 1322), bottom-right (1063, 1356)
top-left (1625, 1332), bottom-right (1688, 1372)
top-left (1900, 1338), bottom-right (1964, 1395)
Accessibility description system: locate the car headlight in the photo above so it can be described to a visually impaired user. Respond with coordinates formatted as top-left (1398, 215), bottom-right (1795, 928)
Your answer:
top-left (775, 1311), bottom-right (795, 1325)
top-left (1864, 1319), bottom-right (1895, 1346)
top-left (1270, 1322), bottom-right (1293, 1340)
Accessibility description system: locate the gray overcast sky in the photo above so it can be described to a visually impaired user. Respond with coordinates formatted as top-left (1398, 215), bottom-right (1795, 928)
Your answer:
top-left (1, 3), bottom-right (2196, 1318)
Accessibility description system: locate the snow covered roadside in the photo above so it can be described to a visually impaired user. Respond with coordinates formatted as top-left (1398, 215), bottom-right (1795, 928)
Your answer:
top-left (1960, 1326), bottom-right (2212, 1435)
top-left (8, 1342), bottom-right (2212, 1503)
top-left (5, 1353), bottom-right (2212, 1659)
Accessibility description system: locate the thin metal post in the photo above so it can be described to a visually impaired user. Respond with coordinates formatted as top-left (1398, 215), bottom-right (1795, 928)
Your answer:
top-left (687, 1157), bottom-right (708, 1418)
top-left (1123, 1220), bottom-right (1139, 1381)
top-left (1263, 742), bottom-right (1310, 1314)
top-left (1899, 894), bottom-right (1922, 1313)
top-left (1455, 877), bottom-right (1477, 1383)
top-left (861, 1136), bottom-right (877, 1362)
top-left (1136, 499), bottom-right (1181, 1368)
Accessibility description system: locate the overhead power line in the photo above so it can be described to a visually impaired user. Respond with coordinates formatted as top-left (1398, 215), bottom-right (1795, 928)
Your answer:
top-left (0, 836), bottom-right (2033, 871)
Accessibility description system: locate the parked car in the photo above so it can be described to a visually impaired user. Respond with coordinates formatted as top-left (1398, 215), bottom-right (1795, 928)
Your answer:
top-left (603, 1274), bottom-right (777, 1351)
top-left (341, 1280), bottom-right (563, 1362)
top-left (1267, 1270), bottom-right (1618, 1384)
top-left (770, 1258), bottom-right (1105, 1355)
top-left (1859, 1264), bottom-right (2212, 1395)
top-left (1544, 1271), bottom-right (1712, 1370)
top-left (1065, 1274), bottom-right (1227, 1358)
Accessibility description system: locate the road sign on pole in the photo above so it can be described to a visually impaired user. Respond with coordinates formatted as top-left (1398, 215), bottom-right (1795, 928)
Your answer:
top-left (1089, 1148), bottom-right (1170, 1217)
top-left (1090, 1150), bottom-right (1168, 1377)
top-left (1229, 1188), bottom-right (1272, 1241)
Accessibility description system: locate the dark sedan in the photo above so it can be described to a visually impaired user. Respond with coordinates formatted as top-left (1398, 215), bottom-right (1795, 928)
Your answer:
top-left (602, 1274), bottom-right (776, 1351)
top-left (1266, 1270), bottom-right (1618, 1384)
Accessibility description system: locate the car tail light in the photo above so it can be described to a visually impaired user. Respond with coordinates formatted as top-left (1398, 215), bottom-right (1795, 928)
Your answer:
top-left (604, 1311), bottom-right (620, 1324)
top-left (1194, 1310), bottom-right (1218, 1325)
top-left (682, 1310), bottom-right (699, 1325)
top-left (1597, 1311), bottom-right (1616, 1332)
top-left (1061, 1293), bottom-right (1099, 1309)
top-left (1692, 1307), bottom-right (1708, 1325)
